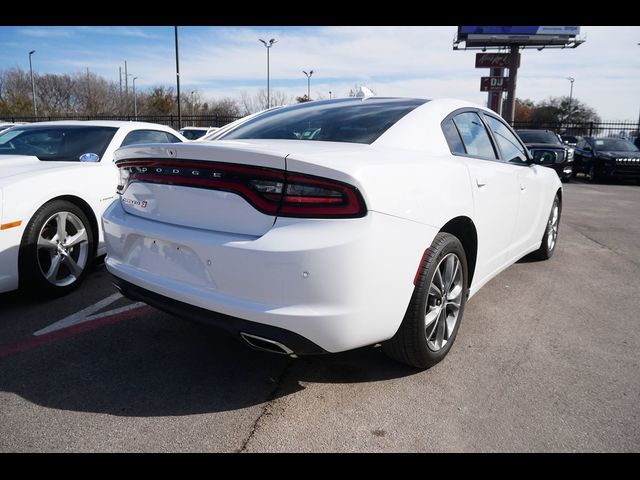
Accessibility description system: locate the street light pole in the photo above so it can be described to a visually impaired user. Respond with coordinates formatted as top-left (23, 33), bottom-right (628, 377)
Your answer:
top-left (175, 26), bottom-right (182, 130)
top-left (259, 38), bottom-right (277, 109)
top-left (191, 91), bottom-right (195, 119)
top-left (28, 50), bottom-right (37, 118)
top-left (567, 77), bottom-right (575, 125)
top-left (133, 77), bottom-right (138, 120)
top-left (303, 70), bottom-right (314, 100)
top-left (127, 73), bottom-right (134, 117)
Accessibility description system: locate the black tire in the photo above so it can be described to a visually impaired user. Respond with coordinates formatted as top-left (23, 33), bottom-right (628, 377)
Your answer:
top-left (531, 195), bottom-right (560, 261)
top-left (383, 232), bottom-right (468, 369)
top-left (588, 165), bottom-right (605, 183)
top-left (19, 200), bottom-right (95, 297)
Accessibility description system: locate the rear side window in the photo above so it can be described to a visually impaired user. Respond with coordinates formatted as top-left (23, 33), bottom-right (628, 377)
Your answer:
top-left (452, 112), bottom-right (497, 160)
top-left (441, 118), bottom-right (466, 155)
top-left (121, 130), bottom-right (181, 147)
top-left (484, 116), bottom-right (528, 164)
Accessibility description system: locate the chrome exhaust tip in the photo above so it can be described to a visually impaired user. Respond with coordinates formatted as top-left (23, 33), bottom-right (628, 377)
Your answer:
top-left (240, 332), bottom-right (298, 358)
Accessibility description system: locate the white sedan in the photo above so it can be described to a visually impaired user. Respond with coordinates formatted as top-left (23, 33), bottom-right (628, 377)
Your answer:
top-left (0, 120), bottom-right (185, 296)
top-left (102, 98), bottom-right (561, 368)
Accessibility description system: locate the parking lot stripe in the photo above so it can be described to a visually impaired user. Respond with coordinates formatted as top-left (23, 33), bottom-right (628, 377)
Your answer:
top-left (0, 304), bottom-right (154, 359)
top-left (34, 292), bottom-right (124, 336)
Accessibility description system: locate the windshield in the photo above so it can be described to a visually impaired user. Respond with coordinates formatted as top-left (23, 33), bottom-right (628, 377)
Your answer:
top-left (594, 138), bottom-right (639, 152)
top-left (0, 126), bottom-right (118, 161)
top-left (516, 130), bottom-right (561, 145)
top-left (220, 98), bottom-right (428, 145)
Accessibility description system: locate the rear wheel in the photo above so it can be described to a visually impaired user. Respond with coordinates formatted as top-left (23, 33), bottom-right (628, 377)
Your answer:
top-left (383, 233), bottom-right (468, 369)
top-left (19, 200), bottom-right (95, 297)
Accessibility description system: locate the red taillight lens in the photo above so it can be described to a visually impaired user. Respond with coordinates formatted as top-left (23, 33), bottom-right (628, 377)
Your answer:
top-left (116, 159), bottom-right (366, 218)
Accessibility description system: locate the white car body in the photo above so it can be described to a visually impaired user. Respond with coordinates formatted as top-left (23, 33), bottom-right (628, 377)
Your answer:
top-left (103, 98), bottom-right (561, 355)
top-left (0, 120), bottom-right (186, 293)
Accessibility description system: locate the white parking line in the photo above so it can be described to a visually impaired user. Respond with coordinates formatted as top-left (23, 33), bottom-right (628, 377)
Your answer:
top-left (34, 292), bottom-right (144, 336)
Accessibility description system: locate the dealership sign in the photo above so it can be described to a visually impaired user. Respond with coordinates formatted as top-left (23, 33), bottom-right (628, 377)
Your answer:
top-left (480, 76), bottom-right (509, 92)
top-left (475, 53), bottom-right (520, 69)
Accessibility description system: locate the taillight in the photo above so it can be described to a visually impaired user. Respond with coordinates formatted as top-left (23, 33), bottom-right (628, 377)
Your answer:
top-left (116, 159), bottom-right (366, 218)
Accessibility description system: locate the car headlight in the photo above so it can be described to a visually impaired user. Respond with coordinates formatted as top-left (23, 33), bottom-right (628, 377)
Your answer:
top-left (566, 148), bottom-right (574, 162)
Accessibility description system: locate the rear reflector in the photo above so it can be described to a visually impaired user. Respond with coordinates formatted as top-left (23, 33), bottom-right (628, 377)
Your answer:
top-left (116, 159), bottom-right (366, 218)
top-left (414, 248), bottom-right (429, 285)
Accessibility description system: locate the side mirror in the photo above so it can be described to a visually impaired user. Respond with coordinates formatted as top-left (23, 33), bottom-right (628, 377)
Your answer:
top-left (584, 145), bottom-right (593, 152)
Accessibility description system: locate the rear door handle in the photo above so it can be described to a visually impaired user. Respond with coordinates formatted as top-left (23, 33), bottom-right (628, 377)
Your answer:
top-left (520, 184), bottom-right (526, 191)
top-left (476, 178), bottom-right (487, 188)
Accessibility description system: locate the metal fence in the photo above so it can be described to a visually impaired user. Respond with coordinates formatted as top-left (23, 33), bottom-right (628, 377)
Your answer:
top-left (512, 121), bottom-right (640, 140)
top-left (3, 115), bottom-right (639, 141)
top-left (0, 114), bottom-right (244, 130)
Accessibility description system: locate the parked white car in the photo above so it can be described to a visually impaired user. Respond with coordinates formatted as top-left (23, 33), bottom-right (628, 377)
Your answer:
top-left (195, 107), bottom-right (284, 142)
top-left (103, 98), bottom-right (562, 368)
top-left (0, 122), bottom-right (28, 133)
top-left (0, 120), bottom-right (185, 296)
top-left (179, 126), bottom-right (219, 140)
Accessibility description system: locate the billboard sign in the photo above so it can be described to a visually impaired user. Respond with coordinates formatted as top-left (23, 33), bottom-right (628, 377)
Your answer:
top-left (457, 26), bottom-right (581, 47)
top-left (460, 26), bottom-right (580, 37)
top-left (480, 76), bottom-right (509, 92)
top-left (475, 53), bottom-right (520, 68)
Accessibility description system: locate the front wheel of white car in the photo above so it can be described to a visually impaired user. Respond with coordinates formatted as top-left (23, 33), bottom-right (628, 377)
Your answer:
top-left (19, 200), bottom-right (95, 297)
top-left (383, 232), bottom-right (468, 369)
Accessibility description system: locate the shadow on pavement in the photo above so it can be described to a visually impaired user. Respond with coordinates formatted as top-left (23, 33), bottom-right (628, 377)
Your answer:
top-left (0, 310), bottom-right (420, 417)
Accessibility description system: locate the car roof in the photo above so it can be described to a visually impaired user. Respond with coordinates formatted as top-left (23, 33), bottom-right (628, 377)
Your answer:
top-left (516, 129), bottom-right (555, 133)
top-left (9, 120), bottom-right (178, 130)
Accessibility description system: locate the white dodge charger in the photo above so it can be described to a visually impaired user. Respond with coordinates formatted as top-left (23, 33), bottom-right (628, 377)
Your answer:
top-left (103, 98), bottom-right (562, 368)
top-left (0, 121), bottom-right (185, 296)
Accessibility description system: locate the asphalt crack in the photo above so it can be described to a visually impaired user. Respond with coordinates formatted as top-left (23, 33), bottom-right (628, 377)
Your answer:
top-left (565, 222), bottom-right (640, 269)
top-left (237, 358), bottom-right (294, 452)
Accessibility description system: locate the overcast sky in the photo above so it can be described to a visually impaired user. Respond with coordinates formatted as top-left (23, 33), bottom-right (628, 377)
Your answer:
top-left (0, 26), bottom-right (638, 121)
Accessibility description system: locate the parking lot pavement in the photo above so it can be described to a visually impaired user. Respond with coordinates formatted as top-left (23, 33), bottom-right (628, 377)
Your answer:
top-left (1, 179), bottom-right (639, 452)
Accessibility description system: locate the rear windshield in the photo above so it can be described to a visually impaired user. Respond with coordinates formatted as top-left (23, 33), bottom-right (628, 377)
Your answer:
top-left (0, 126), bottom-right (118, 161)
top-left (220, 98), bottom-right (428, 145)
top-left (516, 130), bottom-right (561, 145)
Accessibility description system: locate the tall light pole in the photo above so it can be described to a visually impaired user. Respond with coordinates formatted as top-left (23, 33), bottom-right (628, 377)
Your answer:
top-left (259, 38), bottom-right (277, 108)
top-left (303, 70), bottom-right (314, 100)
top-left (191, 91), bottom-right (195, 119)
top-left (567, 77), bottom-right (575, 125)
top-left (127, 73), bottom-right (134, 116)
top-left (28, 50), bottom-right (37, 118)
top-left (175, 26), bottom-right (182, 130)
top-left (133, 77), bottom-right (138, 120)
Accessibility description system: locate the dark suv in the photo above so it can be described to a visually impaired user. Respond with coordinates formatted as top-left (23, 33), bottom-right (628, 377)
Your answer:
top-left (574, 137), bottom-right (640, 182)
top-left (516, 129), bottom-right (574, 182)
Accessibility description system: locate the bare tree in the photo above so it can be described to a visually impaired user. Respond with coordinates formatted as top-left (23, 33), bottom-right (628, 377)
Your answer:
top-left (240, 89), bottom-right (290, 115)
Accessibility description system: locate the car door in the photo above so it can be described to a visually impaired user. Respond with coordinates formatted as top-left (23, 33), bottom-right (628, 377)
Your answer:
top-left (482, 114), bottom-right (546, 259)
top-left (444, 111), bottom-right (520, 284)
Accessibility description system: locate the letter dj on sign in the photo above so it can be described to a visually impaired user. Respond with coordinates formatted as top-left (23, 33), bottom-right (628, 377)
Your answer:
top-left (480, 77), bottom-right (509, 92)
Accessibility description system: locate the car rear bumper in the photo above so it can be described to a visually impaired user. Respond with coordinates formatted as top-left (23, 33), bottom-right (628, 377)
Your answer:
top-left (102, 199), bottom-right (438, 353)
top-left (111, 275), bottom-right (327, 355)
